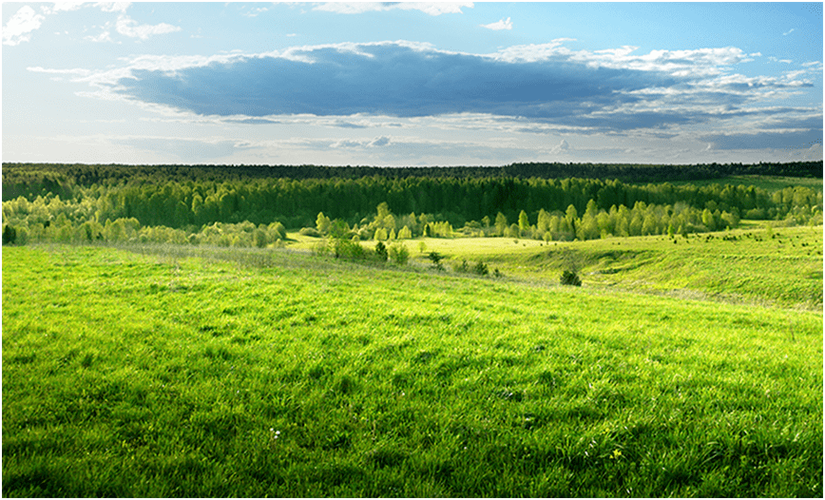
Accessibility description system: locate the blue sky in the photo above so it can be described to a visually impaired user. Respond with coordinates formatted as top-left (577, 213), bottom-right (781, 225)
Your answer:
top-left (3, 2), bottom-right (822, 166)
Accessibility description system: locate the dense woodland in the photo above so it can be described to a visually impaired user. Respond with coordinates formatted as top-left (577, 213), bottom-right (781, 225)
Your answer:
top-left (2, 161), bottom-right (822, 247)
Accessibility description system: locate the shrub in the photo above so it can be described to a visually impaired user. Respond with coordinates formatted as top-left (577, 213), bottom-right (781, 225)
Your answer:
top-left (388, 243), bottom-right (409, 265)
top-left (427, 251), bottom-right (445, 271)
top-left (375, 241), bottom-right (388, 261)
top-left (560, 270), bottom-right (582, 286)
top-left (299, 227), bottom-right (321, 237)
top-left (474, 260), bottom-right (489, 276)
top-left (3, 225), bottom-right (17, 245)
top-left (333, 237), bottom-right (365, 260)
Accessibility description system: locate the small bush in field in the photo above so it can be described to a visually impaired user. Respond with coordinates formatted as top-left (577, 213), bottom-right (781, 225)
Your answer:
top-left (453, 259), bottom-right (470, 273)
top-left (299, 227), bottom-right (321, 237)
top-left (474, 260), bottom-right (489, 276)
top-left (388, 243), bottom-right (409, 265)
top-left (560, 270), bottom-right (582, 286)
top-left (427, 251), bottom-right (445, 271)
top-left (375, 241), bottom-right (388, 261)
top-left (334, 238), bottom-right (365, 260)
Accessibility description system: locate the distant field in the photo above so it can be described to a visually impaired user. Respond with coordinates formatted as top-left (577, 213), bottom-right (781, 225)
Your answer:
top-left (3, 241), bottom-right (822, 497)
top-left (289, 225), bottom-right (823, 310)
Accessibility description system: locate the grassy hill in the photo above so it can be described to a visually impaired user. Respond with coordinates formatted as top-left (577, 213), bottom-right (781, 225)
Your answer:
top-left (3, 232), bottom-right (822, 497)
top-left (290, 224), bottom-right (823, 310)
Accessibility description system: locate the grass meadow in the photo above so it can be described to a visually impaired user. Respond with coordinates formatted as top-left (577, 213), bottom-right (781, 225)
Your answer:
top-left (292, 224), bottom-right (823, 310)
top-left (2, 228), bottom-right (822, 497)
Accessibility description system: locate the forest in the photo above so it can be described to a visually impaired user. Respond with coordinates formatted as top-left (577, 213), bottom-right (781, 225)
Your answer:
top-left (2, 161), bottom-right (822, 247)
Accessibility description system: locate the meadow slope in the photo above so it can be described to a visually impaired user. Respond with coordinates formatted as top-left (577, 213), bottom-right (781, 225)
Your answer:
top-left (288, 224), bottom-right (822, 310)
top-left (2, 242), bottom-right (822, 497)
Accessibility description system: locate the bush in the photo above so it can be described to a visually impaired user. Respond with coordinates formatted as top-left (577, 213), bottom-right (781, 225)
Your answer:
top-left (299, 227), bottom-right (321, 237)
top-left (3, 225), bottom-right (17, 245)
top-left (560, 270), bottom-right (582, 286)
top-left (427, 251), bottom-right (445, 271)
top-left (388, 243), bottom-right (409, 265)
top-left (474, 260), bottom-right (489, 276)
top-left (333, 237), bottom-right (365, 260)
top-left (375, 241), bottom-right (388, 261)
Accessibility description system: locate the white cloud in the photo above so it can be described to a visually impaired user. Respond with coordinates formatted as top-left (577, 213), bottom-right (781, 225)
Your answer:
top-left (550, 139), bottom-right (572, 154)
top-left (50, 2), bottom-right (86, 13)
top-left (85, 30), bottom-right (114, 43)
top-left (3, 6), bottom-right (46, 46)
top-left (481, 17), bottom-right (512, 31)
top-left (40, 2), bottom-right (130, 16)
top-left (331, 135), bottom-right (392, 148)
top-left (115, 14), bottom-right (181, 40)
top-left (27, 66), bottom-right (92, 77)
top-left (783, 28), bottom-right (795, 36)
top-left (242, 6), bottom-right (269, 17)
top-left (95, 2), bottom-right (132, 13)
top-left (314, 2), bottom-right (473, 16)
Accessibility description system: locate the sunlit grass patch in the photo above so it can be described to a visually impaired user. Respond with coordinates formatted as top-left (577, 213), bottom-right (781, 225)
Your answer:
top-left (2, 244), bottom-right (822, 497)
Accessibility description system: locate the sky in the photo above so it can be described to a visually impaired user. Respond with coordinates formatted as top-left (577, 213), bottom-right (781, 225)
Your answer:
top-left (2, 2), bottom-right (823, 166)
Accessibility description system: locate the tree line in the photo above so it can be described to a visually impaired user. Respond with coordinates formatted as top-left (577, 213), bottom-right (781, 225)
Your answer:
top-left (1, 162), bottom-right (821, 246)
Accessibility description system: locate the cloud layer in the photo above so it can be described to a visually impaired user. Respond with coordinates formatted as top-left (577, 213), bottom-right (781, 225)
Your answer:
top-left (313, 2), bottom-right (473, 16)
top-left (25, 38), bottom-right (821, 161)
top-left (114, 42), bottom-right (677, 122)
top-left (95, 40), bottom-right (817, 138)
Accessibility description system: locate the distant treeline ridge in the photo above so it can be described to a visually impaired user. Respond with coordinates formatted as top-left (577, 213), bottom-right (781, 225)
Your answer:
top-left (1, 161), bottom-right (821, 246)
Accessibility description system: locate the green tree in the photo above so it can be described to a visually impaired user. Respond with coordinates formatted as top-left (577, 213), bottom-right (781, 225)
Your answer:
top-left (495, 212), bottom-right (507, 236)
top-left (2, 224), bottom-right (17, 245)
top-left (316, 212), bottom-right (332, 234)
top-left (518, 210), bottom-right (530, 232)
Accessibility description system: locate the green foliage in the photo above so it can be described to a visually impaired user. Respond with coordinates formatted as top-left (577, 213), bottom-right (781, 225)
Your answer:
top-left (387, 242), bottom-right (409, 265)
top-left (2, 164), bottom-right (821, 246)
top-left (3, 224), bottom-right (17, 245)
top-left (560, 270), bottom-right (582, 286)
top-left (315, 212), bottom-right (332, 234)
top-left (299, 227), bottom-right (321, 237)
top-left (333, 237), bottom-right (365, 260)
top-left (328, 219), bottom-right (352, 239)
top-left (374, 241), bottom-right (388, 261)
top-left (453, 259), bottom-right (470, 273)
top-left (427, 251), bottom-right (445, 271)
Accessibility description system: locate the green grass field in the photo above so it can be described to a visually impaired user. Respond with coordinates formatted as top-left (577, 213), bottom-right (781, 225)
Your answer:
top-left (291, 224), bottom-right (823, 310)
top-left (3, 229), bottom-right (822, 496)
